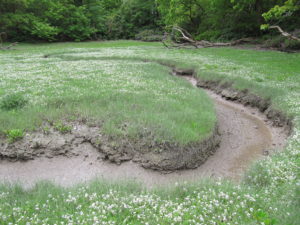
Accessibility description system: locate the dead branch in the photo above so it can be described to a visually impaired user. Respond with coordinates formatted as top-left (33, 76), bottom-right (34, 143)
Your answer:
top-left (162, 26), bottom-right (253, 49)
top-left (172, 26), bottom-right (199, 48)
top-left (269, 25), bottom-right (300, 42)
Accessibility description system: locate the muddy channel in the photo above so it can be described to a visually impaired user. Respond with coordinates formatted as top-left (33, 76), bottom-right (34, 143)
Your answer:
top-left (0, 76), bottom-right (288, 188)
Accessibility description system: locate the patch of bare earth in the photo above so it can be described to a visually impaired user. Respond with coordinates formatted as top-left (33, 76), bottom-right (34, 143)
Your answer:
top-left (0, 68), bottom-right (290, 188)
top-left (0, 120), bottom-right (220, 171)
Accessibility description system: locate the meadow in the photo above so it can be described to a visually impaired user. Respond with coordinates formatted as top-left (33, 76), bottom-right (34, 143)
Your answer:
top-left (0, 42), bottom-right (216, 145)
top-left (0, 41), bottom-right (299, 224)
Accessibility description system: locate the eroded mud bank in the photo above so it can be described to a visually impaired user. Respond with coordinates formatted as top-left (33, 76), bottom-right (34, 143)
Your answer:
top-left (196, 78), bottom-right (293, 133)
top-left (173, 67), bottom-right (293, 132)
top-left (0, 67), bottom-right (290, 188)
top-left (0, 122), bottom-right (220, 171)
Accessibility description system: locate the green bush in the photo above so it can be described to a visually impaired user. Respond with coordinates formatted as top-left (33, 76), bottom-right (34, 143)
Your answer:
top-left (5, 129), bottom-right (24, 143)
top-left (0, 13), bottom-right (35, 41)
top-left (53, 121), bottom-right (72, 134)
top-left (109, 0), bottom-right (161, 39)
top-left (30, 20), bottom-right (59, 41)
top-left (56, 5), bottom-right (95, 41)
top-left (0, 93), bottom-right (28, 111)
top-left (0, 0), bottom-right (95, 42)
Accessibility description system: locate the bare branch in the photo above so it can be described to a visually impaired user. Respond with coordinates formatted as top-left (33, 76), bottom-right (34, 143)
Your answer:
top-left (172, 26), bottom-right (198, 48)
top-left (269, 25), bottom-right (300, 42)
top-left (162, 26), bottom-right (253, 49)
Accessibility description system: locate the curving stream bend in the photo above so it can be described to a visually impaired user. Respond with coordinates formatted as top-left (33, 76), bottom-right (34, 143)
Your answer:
top-left (0, 76), bottom-right (288, 188)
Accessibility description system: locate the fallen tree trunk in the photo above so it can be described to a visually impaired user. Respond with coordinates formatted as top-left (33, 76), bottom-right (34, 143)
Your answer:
top-left (269, 25), bottom-right (300, 42)
top-left (162, 26), bottom-right (253, 49)
top-left (172, 27), bottom-right (199, 48)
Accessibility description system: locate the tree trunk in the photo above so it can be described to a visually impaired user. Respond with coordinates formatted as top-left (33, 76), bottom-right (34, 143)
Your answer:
top-left (162, 26), bottom-right (253, 49)
top-left (269, 25), bottom-right (300, 42)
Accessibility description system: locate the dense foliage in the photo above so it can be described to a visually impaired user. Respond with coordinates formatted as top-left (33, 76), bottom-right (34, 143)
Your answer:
top-left (0, 0), bottom-right (160, 41)
top-left (0, 0), bottom-right (299, 42)
top-left (156, 0), bottom-right (300, 41)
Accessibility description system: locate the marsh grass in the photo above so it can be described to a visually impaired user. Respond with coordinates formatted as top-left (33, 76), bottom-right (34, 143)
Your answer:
top-left (0, 93), bottom-right (28, 111)
top-left (0, 41), bottom-right (299, 224)
top-left (0, 178), bottom-right (298, 224)
top-left (0, 46), bottom-right (216, 144)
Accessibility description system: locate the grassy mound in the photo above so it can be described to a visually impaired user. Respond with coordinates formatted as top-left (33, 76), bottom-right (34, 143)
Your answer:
top-left (0, 41), bottom-right (299, 224)
top-left (0, 44), bottom-right (216, 145)
top-left (0, 41), bottom-right (219, 169)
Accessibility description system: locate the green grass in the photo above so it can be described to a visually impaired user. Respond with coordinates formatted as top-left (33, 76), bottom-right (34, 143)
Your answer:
top-left (5, 129), bottom-right (24, 143)
top-left (0, 42), bottom-right (216, 144)
top-left (0, 41), bottom-right (299, 224)
top-left (0, 179), bottom-right (298, 224)
top-left (53, 121), bottom-right (72, 134)
top-left (0, 93), bottom-right (28, 111)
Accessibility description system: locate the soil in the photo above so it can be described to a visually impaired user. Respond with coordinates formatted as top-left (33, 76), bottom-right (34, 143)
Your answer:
top-left (0, 70), bottom-right (289, 188)
top-left (0, 65), bottom-right (223, 172)
top-left (196, 77), bottom-right (293, 132)
top-left (0, 123), bottom-right (220, 172)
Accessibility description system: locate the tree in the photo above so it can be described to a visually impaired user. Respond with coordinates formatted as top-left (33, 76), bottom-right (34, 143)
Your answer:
top-left (111, 0), bottom-right (160, 39)
top-left (261, 0), bottom-right (300, 41)
top-left (0, 0), bottom-right (96, 41)
top-left (156, 0), bottom-right (283, 40)
top-left (156, 0), bottom-right (205, 33)
top-left (81, 0), bottom-right (121, 39)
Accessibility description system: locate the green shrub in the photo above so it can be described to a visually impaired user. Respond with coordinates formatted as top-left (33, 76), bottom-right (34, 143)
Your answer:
top-left (0, 93), bottom-right (28, 111)
top-left (5, 129), bottom-right (24, 143)
top-left (53, 121), bottom-right (72, 134)
top-left (56, 5), bottom-right (95, 41)
top-left (30, 20), bottom-right (59, 41)
top-left (110, 0), bottom-right (161, 39)
top-left (0, 13), bottom-right (36, 41)
top-left (0, 0), bottom-right (95, 42)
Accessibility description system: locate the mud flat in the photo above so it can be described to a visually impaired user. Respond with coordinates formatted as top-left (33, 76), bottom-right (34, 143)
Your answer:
top-left (0, 122), bottom-right (220, 172)
top-left (0, 73), bottom-right (289, 188)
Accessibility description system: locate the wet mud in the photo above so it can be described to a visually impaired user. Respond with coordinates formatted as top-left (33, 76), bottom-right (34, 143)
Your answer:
top-left (0, 72), bottom-right (289, 188)
top-left (0, 123), bottom-right (220, 171)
